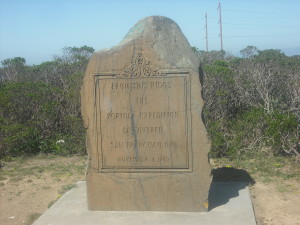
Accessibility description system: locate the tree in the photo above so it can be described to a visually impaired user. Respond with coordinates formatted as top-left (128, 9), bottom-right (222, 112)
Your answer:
top-left (255, 49), bottom-right (286, 63)
top-left (240, 46), bottom-right (258, 58)
top-left (54, 45), bottom-right (95, 73)
top-left (1, 57), bottom-right (27, 81)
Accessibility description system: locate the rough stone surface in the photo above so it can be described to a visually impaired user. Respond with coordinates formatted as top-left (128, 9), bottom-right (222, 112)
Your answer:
top-left (81, 16), bottom-right (212, 212)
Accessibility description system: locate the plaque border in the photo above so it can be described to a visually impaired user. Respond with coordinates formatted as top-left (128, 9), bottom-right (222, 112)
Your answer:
top-left (94, 70), bottom-right (192, 173)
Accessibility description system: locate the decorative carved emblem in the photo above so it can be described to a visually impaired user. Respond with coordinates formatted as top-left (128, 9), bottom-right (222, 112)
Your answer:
top-left (120, 53), bottom-right (162, 77)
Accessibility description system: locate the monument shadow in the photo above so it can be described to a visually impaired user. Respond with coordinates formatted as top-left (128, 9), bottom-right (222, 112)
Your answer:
top-left (208, 167), bottom-right (256, 211)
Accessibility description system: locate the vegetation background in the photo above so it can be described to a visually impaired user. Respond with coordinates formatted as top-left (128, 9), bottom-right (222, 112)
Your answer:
top-left (0, 45), bottom-right (299, 161)
top-left (0, 46), bottom-right (93, 158)
top-left (0, 45), bottom-right (299, 225)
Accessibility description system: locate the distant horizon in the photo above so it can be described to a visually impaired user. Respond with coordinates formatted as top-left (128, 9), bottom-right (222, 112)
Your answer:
top-left (1, 44), bottom-right (300, 66)
top-left (1, 0), bottom-right (300, 65)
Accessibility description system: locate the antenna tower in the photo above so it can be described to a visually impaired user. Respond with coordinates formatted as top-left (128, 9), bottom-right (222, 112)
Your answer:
top-left (205, 12), bottom-right (208, 52)
top-left (217, 1), bottom-right (223, 50)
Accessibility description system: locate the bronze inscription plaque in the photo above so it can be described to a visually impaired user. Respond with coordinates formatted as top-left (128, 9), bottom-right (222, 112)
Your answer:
top-left (95, 64), bottom-right (191, 172)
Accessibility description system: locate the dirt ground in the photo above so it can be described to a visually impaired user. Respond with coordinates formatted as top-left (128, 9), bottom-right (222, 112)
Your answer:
top-left (0, 156), bottom-right (86, 225)
top-left (250, 181), bottom-right (300, 225)
top-left (0, 155), bottom-right (299, 225)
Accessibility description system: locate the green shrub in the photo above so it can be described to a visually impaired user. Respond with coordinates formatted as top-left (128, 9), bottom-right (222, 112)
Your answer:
top-left (207, 107), bottom-right (299, 159)
top-left (0, 81), bottom-right (85, 158)
top-left (264, 111), bottom-right (298, 155)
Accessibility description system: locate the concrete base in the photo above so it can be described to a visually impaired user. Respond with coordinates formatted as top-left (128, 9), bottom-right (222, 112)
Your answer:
top-left (33, 181), bottom-right (256, 225)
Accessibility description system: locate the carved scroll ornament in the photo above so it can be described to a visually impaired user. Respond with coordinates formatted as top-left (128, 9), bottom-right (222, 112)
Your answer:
top-left (120, 53), bottom-right (162, 77)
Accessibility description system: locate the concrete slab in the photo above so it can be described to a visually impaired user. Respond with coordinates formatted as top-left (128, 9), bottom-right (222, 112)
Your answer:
top-left (33, 181), bottom-right (256, 225)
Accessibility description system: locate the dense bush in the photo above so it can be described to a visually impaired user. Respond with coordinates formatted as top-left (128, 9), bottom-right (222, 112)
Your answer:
top-left (0, 82), bottom-right (59, 156)
top-left (199, 47), bottom-right (300, 159)
top-left (0, 46), bottom-right (94, 158)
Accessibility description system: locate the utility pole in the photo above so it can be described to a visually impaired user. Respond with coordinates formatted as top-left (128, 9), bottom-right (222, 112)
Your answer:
top-left (217, 1), bottom-right (223, 51)
top-left (205, 12), bottom-right (208, 52)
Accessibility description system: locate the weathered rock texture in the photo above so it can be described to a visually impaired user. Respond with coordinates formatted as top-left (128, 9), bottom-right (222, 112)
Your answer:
top-left (81, 16), bottom-right (212, 212)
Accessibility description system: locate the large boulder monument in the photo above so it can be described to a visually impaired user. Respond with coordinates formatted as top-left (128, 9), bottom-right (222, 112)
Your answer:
top-left (81, 16), bottom-right (212, 212)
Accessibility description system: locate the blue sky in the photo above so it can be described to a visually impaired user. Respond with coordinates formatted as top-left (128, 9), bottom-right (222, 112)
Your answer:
top-left (0, 0), bottom-right (299, 65)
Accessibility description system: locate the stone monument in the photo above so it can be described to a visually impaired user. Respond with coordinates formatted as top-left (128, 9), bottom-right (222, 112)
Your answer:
top-left (81, 16), bottom-right (211, 212)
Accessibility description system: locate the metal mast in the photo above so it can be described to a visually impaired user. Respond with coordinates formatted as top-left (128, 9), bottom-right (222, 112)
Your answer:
top-left (217, 1), bottom-right (223, 50)
top-left (205, 12), bottom-right (208, 52)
